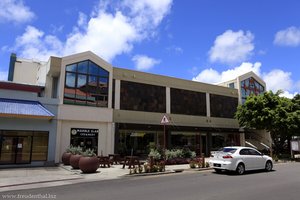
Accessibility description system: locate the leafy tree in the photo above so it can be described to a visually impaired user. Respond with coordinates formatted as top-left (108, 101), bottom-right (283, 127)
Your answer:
top-left (235, 91), bottom-right (300, 155)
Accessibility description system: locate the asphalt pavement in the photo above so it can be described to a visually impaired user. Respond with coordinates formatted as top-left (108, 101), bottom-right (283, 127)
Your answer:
top-left (1, 162), bottom-right (299, 200)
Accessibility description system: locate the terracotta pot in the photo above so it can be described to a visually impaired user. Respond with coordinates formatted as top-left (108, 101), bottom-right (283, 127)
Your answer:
top-left (62, 152), bottom-right (72, 165)
top-left (79, 156), bottom-right (99, 173)
top-left (70, 154), bottom-right (83, 169)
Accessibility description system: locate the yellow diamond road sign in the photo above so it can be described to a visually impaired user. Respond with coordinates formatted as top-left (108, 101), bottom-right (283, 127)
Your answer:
top-left (161, 115), bottom-right (169, 124)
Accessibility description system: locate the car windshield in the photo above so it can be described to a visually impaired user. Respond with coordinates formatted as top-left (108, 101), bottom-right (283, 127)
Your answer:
top-left (219, 148), bottom-right (237, 153)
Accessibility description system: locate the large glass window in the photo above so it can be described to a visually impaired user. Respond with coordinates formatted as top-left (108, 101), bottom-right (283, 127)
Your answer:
top-left (120, 81), bottom-right (166, 113)
top-left (171, 88), bottom-right (206, 116)
top-left (64, 60), bottom-right (109, 107)
top-left (240, 77), bottom-right (265, 104)
top-left (0, 131), bottom-right (49, 164)
top-left (210, 94), bottom-right (238, 118)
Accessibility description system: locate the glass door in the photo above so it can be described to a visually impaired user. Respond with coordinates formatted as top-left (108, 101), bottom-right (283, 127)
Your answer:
top-left (0, 136), bottom-right (32, 164)
top-left (0, 137), bottom-right (16, 164)
top-left (15, 136), bottom-right (31, 164)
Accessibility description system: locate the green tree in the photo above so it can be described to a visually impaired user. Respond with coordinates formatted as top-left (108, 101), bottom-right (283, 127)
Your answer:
top-left (235, 91), bottom-right (299, 155)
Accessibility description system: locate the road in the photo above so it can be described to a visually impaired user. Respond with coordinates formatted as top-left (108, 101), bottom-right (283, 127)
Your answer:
top-left (1, 162), bottom-right (300, 200)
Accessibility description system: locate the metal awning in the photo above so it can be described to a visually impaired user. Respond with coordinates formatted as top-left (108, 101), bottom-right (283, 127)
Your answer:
top-left (0, 98), bottom-right (54, 120)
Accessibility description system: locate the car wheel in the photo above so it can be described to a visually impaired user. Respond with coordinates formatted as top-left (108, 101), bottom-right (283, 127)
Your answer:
top-left (265, 161), bottom-right (273, 172)
top-left (214, 169), bottom-right (222, 173)
top-left (236, 163), bottom-right (245, 175)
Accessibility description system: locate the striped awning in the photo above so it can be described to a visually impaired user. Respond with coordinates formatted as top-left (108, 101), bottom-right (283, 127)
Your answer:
top-left (0, 98), bottom-right (54, 120)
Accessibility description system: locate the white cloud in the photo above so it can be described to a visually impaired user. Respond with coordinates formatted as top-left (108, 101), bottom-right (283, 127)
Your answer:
top-left (132, 55), bottom-right (160, 71)
top-left (274, 26), bottom-right (300, 47)
top-left (14, 26), bottom-right (63, 60)
top-left (193, 62), bottom-right (299, 99)
top-left (279, 91), bottom-right (298, 99)
top-left (262, 69), bottom-right (293, 92)
top-left (0, 0), bottom-right (34, 23)
top-left (209, 30), bottom-right (254, 64)
top-left (192, 68), bottom-right (221, 83)
top-left (192, 62), bottom-right (261, 83)
top-left (0, 71), bottom-right (8, 81)
top-left (9, 0), bottom-right (173, 62)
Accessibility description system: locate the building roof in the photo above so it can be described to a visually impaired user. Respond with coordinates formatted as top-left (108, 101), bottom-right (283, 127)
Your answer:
top-left (0, 81), bottom-right (44, 93)
top-left (0, 98), bottom-right (54, 120)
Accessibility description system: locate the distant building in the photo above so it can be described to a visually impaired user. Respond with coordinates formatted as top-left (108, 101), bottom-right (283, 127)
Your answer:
top-left (218, 72), bottom-right (272, 152)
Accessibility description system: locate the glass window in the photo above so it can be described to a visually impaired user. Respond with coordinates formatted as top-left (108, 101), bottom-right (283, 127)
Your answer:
top-left (228, 83), bottom-right (235, 88)
top-left (120, 80), bottom-right (166, 113)
top-left (77, 61), bottom-right (88, 74)
top-left (171, 88), bottom-right (206, 116)
top-left (210, 94), bottom-right (238, 118)
top-left (31, 132), bottom-right (49, 161)
top-left (88, 62), bottom-right (99, 75)
top-left (65, 72), bottom-right (76, 88)
top-left (66, 64), bottom-right (77, 72)
top-left (240, 77), bottom-right (265, 104)
top-left (64, 60), bottom-right (109, 107)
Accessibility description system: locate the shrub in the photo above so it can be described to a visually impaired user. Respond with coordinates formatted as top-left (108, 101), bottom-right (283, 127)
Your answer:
top-left (148, 149), bottom-right (162, 160)
top-left (82, 148), bottom-right (96, 157)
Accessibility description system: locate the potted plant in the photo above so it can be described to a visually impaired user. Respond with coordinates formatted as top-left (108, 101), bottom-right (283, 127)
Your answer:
top-left (61, 145), bottom-right (74, 165)
top-left (79, 149), bottom-right (99, 173)
top-left (69, 146), bottom-right (83, 169)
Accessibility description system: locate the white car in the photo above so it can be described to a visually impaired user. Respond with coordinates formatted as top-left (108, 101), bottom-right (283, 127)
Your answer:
top-left (209, 146), bottom-right (273, 175)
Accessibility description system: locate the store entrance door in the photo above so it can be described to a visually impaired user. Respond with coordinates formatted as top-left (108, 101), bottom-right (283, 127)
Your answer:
top-left (0, 136), bottom-right (31, 164)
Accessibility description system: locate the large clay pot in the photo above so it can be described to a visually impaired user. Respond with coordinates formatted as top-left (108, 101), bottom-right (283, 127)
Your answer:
top-left (79, 156), bottom-right (99, 173)
top-left (62, 152), bottom-right (72, 165)
top-left (70, 154), bottom-right (83, 169)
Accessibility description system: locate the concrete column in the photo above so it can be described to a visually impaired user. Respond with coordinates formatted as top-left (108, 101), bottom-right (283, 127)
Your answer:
top-left (115, 79), bottom-right (120, 109)
top-left (166, 87), bottom-right (170, 114)
top-left (206, 93), bottom-right (210, 117)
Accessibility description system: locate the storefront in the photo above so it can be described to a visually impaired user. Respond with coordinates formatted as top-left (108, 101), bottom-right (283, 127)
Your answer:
top-left (0, 130), bottom-right (48, 164)
top-left (70, 128), bottom-right (99, 153)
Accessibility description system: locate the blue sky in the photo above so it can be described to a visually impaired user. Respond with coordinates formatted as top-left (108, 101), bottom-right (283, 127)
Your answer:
top-left (0, 0), bottom-right (299, 97)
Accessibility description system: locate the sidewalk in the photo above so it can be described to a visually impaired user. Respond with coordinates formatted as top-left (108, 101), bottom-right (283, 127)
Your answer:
top-left (0, 164), bottom-right (195, 192)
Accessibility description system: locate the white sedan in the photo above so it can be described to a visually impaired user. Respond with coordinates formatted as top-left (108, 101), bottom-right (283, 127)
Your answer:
top-left (209, 146), bottom-right (273, 175)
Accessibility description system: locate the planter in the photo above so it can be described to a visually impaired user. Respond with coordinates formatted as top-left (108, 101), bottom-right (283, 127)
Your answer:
top-left (79, 156), bottom-right (99, 173)
top-left (70, 154), bottom-right (83, 169)
top-left (62, 152), bottom-right (72, 165)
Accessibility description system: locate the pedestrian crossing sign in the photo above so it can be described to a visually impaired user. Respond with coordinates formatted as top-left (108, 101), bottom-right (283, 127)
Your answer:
top-left (161, 115), bottom-right (170, 124)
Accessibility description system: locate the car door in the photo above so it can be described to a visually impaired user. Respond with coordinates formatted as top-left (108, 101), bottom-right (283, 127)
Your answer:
top-left (248, 149), bottom-right (265, 169)
top-left (239, 149), bottom-right (254, 170)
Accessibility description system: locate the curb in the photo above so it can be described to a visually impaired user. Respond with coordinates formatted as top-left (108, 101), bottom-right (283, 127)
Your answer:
top-left (0, 177), bottom-right (83, 188)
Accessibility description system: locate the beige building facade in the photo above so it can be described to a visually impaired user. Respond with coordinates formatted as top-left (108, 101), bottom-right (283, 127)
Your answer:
top-left (3, 51), bottom-right (246, 165)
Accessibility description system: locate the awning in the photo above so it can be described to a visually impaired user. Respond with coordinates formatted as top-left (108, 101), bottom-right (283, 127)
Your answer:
top-left (0, 98), bottom-right (54, 120)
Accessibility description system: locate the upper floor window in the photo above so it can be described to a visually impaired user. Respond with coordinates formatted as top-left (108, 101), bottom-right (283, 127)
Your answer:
top-left (171, 88), bottom-right (206, 116)
top-left (210, 94), bottom-right (238, 118)
top-left (240, 77), bottom-right (264, 104)
top-left (64, 60), bottom-right (109, 107)
top-left (120, 80), bottom-right (166, 113)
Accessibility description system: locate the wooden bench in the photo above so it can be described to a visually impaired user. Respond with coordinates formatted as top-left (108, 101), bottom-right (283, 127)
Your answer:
top-left (122, 156), bottom-right (140, 169)
top-left (98, 156), bottom-right (110, 168)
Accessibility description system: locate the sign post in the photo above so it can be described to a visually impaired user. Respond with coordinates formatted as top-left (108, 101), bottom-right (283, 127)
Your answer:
top-left (161, 115), bottom-right (170, 171)
top-left (161, 115), bottom-right (170, 149)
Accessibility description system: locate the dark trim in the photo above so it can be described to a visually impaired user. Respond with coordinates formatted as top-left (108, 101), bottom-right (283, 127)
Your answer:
top-left (117, 123), bottom-right (240, 133)
top-left (8, 53), bottom-right (16, 81)
top-left (0, 82), bottom-right (44, 93)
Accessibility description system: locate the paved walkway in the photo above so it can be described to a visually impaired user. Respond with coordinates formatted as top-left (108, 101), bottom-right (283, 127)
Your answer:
top-left (0, 163), bottom-right (194, 192)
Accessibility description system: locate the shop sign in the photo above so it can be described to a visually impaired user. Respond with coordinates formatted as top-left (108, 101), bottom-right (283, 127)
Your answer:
top-left (291, 140), bottom-right (300, 151)
top-left (71, 128), bottom-right (99, 137)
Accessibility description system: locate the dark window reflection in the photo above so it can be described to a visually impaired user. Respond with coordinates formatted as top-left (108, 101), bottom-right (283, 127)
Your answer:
top-left (240, 77), bottom-right (265, 104)
top-left (120, 80), bottom-right (166, 113)
top-left (210, 94), bottom-right (238, 118)
top-left (171, 88), bottom-right (206, 116)
top-left (64, 60), bottom-right (109, 107)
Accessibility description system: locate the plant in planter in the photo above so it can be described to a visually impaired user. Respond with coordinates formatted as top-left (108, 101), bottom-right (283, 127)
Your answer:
top-left (79, 149), bottom-right (99, 173)
top-left (61, 145), bottom-right (75, 165)
top-left (69, 146), bottom-right (83, 169)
